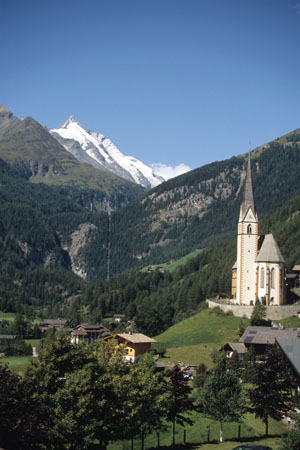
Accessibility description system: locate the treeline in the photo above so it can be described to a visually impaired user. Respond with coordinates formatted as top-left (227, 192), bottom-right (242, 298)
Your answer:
top-left (106, 135), bottom-right (300, 276)
top-left (3, 189), bottom-right (300, 337)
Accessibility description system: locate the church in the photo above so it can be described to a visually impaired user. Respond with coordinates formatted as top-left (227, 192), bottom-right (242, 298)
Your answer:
top-left (231, 153), bottom-right (285, 306)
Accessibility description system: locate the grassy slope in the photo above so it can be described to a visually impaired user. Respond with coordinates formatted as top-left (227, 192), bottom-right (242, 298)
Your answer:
top-left (155, 308), bottom-right (249, 367)
top-left (141, 250), bottom-right (203, 273)
top-left (275, 315), bottom-right (300, 328)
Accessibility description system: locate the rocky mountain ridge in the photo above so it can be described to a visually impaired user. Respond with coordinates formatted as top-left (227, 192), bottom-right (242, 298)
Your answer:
top-left (50, 115), bottom-right (165, 189)
top-left (0, 104), bottom-right (144, 212)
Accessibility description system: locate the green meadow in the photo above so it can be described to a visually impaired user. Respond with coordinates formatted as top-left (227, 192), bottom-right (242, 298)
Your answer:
top-left (275, 315), bottom-right (300, 328)
top-left (109, 411), bottom-right (286, 450)
top-left (155, 308), bottom-right (249, 367)
top-left (141, 250), bottom-right (203, 273)
top-left (0, 311), bottom-right (16, 321)
top-left (0, 355), bottom-right (34, 374)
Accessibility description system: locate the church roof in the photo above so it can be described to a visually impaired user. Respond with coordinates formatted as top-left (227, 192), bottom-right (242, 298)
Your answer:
top-left (240, 152), bottom-right (256, 221)
top-left (255, 233), bottom-right (284, 263)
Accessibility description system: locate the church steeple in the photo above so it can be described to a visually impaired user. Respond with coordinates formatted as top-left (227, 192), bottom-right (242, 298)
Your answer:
top-left (239, 151), bottom-right (256, 221)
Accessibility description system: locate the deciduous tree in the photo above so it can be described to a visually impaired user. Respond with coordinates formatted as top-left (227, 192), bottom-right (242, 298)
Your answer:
top-left (197, 354), bottom-right (246, 442)
top-left (0, 364), bottom-right (48, 450)
top-left (164, 365), bottom-right (194, 445)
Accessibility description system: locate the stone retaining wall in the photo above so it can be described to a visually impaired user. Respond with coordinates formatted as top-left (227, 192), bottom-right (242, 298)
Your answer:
top-left (206, 299), bottom-right (300, 320)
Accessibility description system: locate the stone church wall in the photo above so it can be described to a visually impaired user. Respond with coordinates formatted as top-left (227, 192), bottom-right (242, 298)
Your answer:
top-left (206, 299), bottom-right (300, 320)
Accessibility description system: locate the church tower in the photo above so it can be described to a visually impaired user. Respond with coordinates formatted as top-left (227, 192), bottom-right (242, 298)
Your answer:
top-left (233, 153), bottom-right (258, 305)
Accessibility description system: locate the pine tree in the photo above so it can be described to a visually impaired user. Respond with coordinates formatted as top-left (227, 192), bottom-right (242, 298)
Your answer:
top-left (248, 345), bottom-right (293, 436)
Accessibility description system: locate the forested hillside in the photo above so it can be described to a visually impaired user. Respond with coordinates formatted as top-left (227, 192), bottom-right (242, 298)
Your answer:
top-left (75, 191), bottom-right (300, 336)
top-left (2, 156), bottom-right (300, 332)
top-left (1, 111), bottom-right (300, 324)
top-left (2, 101), bottom-right (300, 281)
top-left (104, 130), bottom-right (300, 276)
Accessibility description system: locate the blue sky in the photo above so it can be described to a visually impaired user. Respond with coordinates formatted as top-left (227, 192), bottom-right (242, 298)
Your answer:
top-left (1, 0), bottom-right (300, 177)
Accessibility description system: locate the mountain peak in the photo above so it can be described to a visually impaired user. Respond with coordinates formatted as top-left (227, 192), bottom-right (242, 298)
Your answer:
top-left (0, 103), bottom-right (19, 134)
top-left (0, 103), bottom-right (13, 115)
top-left (60, 115), bottom-right (82, 129)
top-left (50, 117), bottom-right (166, 188)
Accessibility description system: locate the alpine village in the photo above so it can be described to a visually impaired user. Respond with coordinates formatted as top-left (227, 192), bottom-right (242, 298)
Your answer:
top-left (2, 102), bottom-right (300, 450)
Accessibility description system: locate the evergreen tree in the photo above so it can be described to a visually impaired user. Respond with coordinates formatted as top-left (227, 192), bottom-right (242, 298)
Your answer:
top-left (248, 345), bottom-right (293, 436)
top-left (242, 345), bottom-right (256, 383)
top-left (250, 302), bottom-right (271, 327)
top-left (193, 362), bottom-right (208, 389)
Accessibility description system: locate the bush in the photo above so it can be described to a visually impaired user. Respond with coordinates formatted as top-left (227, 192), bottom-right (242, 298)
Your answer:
top-left (153, 342), bottom-right (167, 358)
top-left (0, 338), bottom-right (32, 356)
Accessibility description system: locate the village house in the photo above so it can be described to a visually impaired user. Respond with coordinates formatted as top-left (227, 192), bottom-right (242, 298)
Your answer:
top-left (39, 318), bottom-right (69, 333)
top-left (223, 342), bottom-right (247, 360)
top-left (239, 326), bottom-right (299, 355)
top-left (70, 323), bottom-right (111, 344)
top-left (113, 314), bottom-right (126, 323)
top-left (106, 332), bottom-right (156, 362)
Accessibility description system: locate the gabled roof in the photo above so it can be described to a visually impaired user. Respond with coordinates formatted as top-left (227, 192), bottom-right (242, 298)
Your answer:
top-left (276, 337), bottom-right (300, 377)
top-left (239, 326), bottom-right (298, 345)
top-left (109, 333), bottom-right (157, 344)
top-left (224, 342), bottom-right (247, 354)
top-left (71, 329), bottom-right (87, 336)
top-left (77, 324), bottom-right (102, 330)
top-left (255, 234), bottom-right (284, 263)
top-left (42, 318), bottom-right (68, 326)
top-left (72, 324), bottom-right (111, 338)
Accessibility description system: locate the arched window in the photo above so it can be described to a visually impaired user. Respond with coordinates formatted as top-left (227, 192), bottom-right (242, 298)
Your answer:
top-left (247, 224), bottom-right (252, 234)
top-left (271, 268), bottom-right (275, 289)
top-left (260, 268), bottom-right (265, 288)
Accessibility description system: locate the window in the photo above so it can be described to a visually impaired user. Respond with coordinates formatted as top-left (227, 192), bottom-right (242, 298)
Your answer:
top-left (271, 268), bottom-right (275, 289)
top-left (247, 224), bottom-right (252, 234)
top-left (260, 268), bottom-right (265, 288)
top-left (280, 269), bottom-right (282, 288)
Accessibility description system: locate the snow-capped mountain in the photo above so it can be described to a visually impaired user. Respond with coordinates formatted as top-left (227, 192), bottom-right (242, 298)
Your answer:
top-left (50, 116), bottom-right (165, 189)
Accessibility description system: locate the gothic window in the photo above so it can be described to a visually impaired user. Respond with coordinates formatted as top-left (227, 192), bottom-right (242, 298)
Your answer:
top-left (260, 268), bottom-right (265, 288)
top-left (271, 268), bottom-right (275, 289)
top-left (247, 224), bottom-right (252, 234)
top-left (280, 269), bottom-right (282, 288)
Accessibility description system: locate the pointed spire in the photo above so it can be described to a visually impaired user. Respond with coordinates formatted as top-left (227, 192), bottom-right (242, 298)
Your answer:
top-left (240, 151), bottom-right (256, 220)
